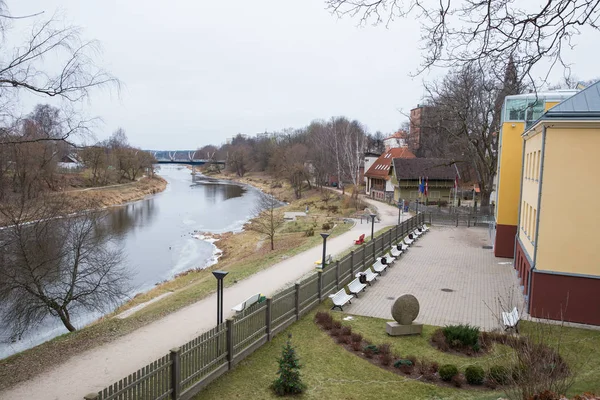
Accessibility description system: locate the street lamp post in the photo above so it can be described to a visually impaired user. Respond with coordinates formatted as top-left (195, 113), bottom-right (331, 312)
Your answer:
top-left (370, 213), bottom-right (377, 241)
top-left (320, 233), bottom-right (330, 269)
top-left (212, 270), bottom-right (228, 324)
top-left (398, 199), bottom-right (403, 225)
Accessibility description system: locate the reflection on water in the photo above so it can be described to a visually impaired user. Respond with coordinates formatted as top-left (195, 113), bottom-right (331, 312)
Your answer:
top-left (0, 166), bottom-right (260, 359)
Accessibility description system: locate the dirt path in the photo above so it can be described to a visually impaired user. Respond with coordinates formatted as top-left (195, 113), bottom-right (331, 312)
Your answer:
top-left (0, 198), bottom-right (404, 400)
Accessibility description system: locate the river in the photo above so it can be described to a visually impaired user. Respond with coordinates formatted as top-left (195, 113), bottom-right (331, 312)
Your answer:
top-left (0, 165), bottom-right (261, 359)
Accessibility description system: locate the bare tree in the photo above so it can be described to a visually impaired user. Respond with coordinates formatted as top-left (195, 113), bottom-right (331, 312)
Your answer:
top-left (422, 64), bottom-right (512, 206)
top-left (326, 0), bottom-right (600, 84)
top-left (0, 4), bottom-right (118, 126)
top-left (0, 198), bottom-right (129, 334)
top-left (248, 191), bottom-right (284, 250)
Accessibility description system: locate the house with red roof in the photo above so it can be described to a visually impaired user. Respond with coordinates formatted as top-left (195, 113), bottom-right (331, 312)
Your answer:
top-left (364, 147), bottom-right (416, 201)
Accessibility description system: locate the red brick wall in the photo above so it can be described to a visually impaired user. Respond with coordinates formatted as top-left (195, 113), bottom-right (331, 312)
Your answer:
top-left (530, 271), bottom-right (600, 325)
top-left (494, 224), bottom-right (517, 258)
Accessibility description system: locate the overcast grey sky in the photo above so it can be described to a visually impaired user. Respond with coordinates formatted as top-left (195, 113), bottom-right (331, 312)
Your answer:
top-left (10, 1), bottom-right (600, 150)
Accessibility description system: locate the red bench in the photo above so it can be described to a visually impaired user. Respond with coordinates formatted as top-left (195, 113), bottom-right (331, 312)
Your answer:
top-left (354, 234), bottom-right (365, 245)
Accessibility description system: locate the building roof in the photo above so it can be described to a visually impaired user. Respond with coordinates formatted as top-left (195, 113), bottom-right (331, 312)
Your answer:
top-left (365, 147), bottom-right (416, 179)
top-left (392, 158), bottom-right (458, 180)
top-left (543, 81), bottom-right (600, 119)
top-left (384, 130), bottom-right (408, 141)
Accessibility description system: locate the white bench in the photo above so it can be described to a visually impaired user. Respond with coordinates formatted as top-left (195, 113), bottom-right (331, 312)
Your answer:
top-left (502, 307), bottom-right (520, 333)
top-left (372, 259), bottom-right (387, 275)
top-left (421, 224), bottom-right (430, 232)
top-left (412, 230), bottom-right (421, 238)
top-left (356, 268), bottom-right (378, 285)
top-left (403, 236), bottom-right (413, 246)
top-left (390, 246), bottom-right (402, 258)
top-left (347, 277), bottom-right (367, 297)
top-left (397, 242), bottom-right (408, 252)
top-left (315, 254), bottom-right (333, 266)
top-left (232, 293), bottom-right (261, 313)
top-left (329, 289), bottom-right (353, 311)
top-left (382, 253), bottom-right (396, 264)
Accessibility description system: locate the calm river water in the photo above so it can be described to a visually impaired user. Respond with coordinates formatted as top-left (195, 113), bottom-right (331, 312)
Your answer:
top-left (0, 165), bottom-right (260, 359)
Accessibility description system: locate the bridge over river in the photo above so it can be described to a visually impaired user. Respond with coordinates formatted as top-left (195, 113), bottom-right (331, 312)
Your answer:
top-left (147, 150), bottom-right (226, 166)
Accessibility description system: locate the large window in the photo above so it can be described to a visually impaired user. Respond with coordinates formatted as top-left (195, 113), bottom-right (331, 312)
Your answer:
top-left (505, 99), bottom-right (545, 123)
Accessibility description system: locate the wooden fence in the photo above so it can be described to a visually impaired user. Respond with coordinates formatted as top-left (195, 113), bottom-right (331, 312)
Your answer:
top-left (84, 213), bottom-right (425, 400)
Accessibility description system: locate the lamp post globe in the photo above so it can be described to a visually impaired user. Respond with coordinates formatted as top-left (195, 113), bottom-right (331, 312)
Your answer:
top-left (369, 213), bottom-right (376, 241)
top-left (320, 232), bottom-right (330, 268)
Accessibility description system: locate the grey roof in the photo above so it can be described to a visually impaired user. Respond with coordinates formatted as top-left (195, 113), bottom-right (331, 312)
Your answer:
top-left (392, 158), bottom-right (458, 180)
top-left (544, 81), bottom-right (600, 119)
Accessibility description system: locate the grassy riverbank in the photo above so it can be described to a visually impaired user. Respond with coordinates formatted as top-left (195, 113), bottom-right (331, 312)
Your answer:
top-left (0, 172), bottom-right (369, 392)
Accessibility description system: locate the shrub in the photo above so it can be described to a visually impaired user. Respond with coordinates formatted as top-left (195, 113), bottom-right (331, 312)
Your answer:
top-left (337, 335), bottom-right (350, 344)
top-left (399, 364), bottom-right (413, 375)
top-left (271, 335), bottom-right (306, 396)
top-left (378, 343), bottom-right (391, 355)
top-left (489, 365), bottom-right (509, 385)
top-left (340, 326), bottom-right (352, 336)
top-left (379, 353), bottom-right (393, 366)
top-left (305, 228), bottom-right (314, 237)
top-left (443, 324), bottom-right (480, 348)
top-left (332, 320), bottom-right (342, 330)
top-left (527, 390), bottom-right (561, 400)
top-left (364, 347), bottom-right (375, 359)
top-left (439, 364), bottom-right (459, 381)
top-left (330, 328), bottom-right (340, 337)
top-left (322, 222), bottom-right (332, 230)
top-left (394, 359), bottom-right (413, 368)
top-left (315, 311), bottom-right (332, 325)
top-left (430, 361), bottom-right (440, 373)
top-left (351, 341), bottom-right (362, 351)
top-left (465, 365), bottom-right (485, 385)
top-left (406, 355), bottom-right (417, 365)
top-left (350, 333), bottom-right (362, 343)
top-left (417, 360), bottom-right (431, 375)
top-left (363, 344), bottom-right (379, 354)
top-left (451, 374), bottom-right (464, 388)
top-left (322, 321), bottom-right (333, 330)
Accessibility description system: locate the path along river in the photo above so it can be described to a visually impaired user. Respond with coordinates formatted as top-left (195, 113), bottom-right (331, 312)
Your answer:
top-left (0, 165), bottom-right (261, 359)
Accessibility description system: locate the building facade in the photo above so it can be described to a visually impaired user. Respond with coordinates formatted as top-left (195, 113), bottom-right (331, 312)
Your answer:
top-left (391, 158), bottom-right (458, 204)
top-left (365, 147), bottom-right (415, 201)
top-left (515, 82), bottom-right (600, 325)
top-left (493, 90), bottom-right (578, 258)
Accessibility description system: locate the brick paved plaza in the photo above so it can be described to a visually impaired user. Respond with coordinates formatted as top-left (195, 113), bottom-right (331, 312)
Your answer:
top-left (344, 226), bottom-right (524, 331)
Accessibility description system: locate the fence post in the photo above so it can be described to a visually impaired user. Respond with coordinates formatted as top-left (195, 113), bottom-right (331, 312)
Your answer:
top-left (294, 283), bottom-right (300, 321)
top-left (84, 394), bottom-right (99, 400)
top-left (349, 251), bottom-right (355, 278)
top-left (335, 260), bottom-right (340, 290)
top-left (265, 297), bottom-right (272, 341)
top-left (317, 270), bottom-right (323, 303)
top-left (429, 213), bottom-right (432, 225)
top-left (456, 214), bottom-right (459, 227)
top-left (362, 243), bottom-right (366, 270)
top-left (170, 347), bottom-right (181, 399)
top-left (226, 319), bottom-right (234, 369)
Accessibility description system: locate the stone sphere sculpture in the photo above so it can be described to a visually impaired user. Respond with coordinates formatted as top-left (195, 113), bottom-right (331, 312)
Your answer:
top-left (391, 294), bottom-right (420, 325)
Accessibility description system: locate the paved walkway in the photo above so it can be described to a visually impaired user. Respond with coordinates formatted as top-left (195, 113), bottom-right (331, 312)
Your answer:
top-left (0, 197), bottom-right (404, 400)
top-left (345, 226), bottom-right (524, 331)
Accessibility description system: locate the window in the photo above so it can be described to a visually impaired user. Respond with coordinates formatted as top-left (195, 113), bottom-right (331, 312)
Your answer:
top-left (505, 99), bottom-right (544, 122)
top-left (537, 150), bottom-right (541, 180)
top-left (532, 209), bottom-right (537, 242)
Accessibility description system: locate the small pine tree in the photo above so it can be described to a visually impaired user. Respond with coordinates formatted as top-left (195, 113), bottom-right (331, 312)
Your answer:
top-left (271, 334), bottom-right (306, 396)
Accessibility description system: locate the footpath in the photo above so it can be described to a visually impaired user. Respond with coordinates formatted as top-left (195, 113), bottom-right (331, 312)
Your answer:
top-left (0, 197), bottom-right (405, 400)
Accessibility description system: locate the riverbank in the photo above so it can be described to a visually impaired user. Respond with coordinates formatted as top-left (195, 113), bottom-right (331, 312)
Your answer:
top-left (65, 175), bottom-right (167, 209)
top-left (0, 172), bottom-right (361, 392)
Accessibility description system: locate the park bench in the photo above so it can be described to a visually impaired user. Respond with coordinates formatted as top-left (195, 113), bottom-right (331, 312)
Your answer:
top-left (329, 289), bottom-right (353, 311)
top-left (347, 277), bottom-right (367, 297)
top-left (372, 258), bottom-right (387, 275)
top-left (232, 293), bottom-right (262, 313)
top-left (412, 229), bottom-right (421, 238)
top-left (315, 254), bottom-right (333, 266)
top-left (390, 246), bottom-right (402, 258)
top-left (502, 307), bottom-right (520, 333)
top-left (356, 268), bottom-right (378, 285)
top-left (355, 234), bottom-right (365, 245)
top-left (422, 224), bottom-right (430, 232)
top-left (396, 242), bottom-right (408, 252)
top-left (382, 253), bottom-right (396, 264)
top-left (403, 236), bottom-right (414, 246)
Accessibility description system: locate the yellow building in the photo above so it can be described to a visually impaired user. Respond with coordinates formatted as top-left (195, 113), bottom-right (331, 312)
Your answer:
top-left (494, 90), bottom-right (578, 258)
top-left (515, 82), bottom-right (600, 325)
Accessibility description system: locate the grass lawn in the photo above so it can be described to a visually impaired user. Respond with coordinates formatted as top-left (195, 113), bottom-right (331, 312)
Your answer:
top-left (195, 305), bottom-right (600, 400)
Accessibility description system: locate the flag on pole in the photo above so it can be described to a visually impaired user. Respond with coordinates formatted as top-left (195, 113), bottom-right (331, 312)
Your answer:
top-left (418, 177), bottom-right (424, 197)
top-left (424, 177), bottom-right (428, 197)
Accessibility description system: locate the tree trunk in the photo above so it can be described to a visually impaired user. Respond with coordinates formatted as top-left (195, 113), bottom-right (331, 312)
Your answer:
top-left (270, 235), bottom-right (274, 250)
top-left (57, 308), bottom-right (76, 332)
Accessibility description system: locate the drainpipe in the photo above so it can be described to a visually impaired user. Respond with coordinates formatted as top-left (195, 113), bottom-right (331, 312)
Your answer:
top-left (528, 125), bottom-right (547, 314)
top-left (514, 135), bottom-right (527, 264)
